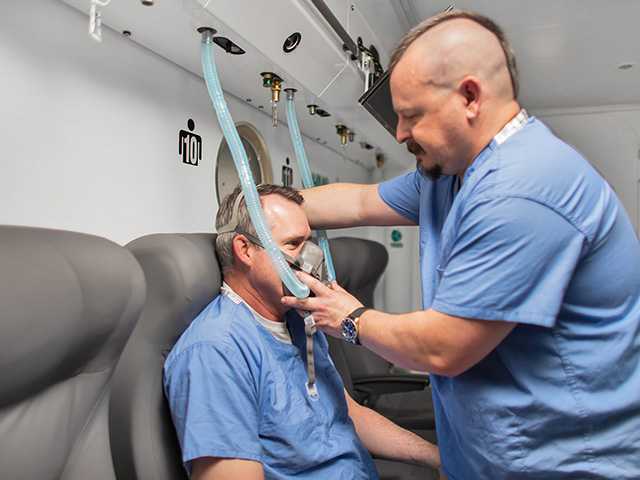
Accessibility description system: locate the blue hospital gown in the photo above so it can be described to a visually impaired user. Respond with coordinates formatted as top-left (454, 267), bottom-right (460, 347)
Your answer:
top-left (164, 293), bottom-right (378, 479)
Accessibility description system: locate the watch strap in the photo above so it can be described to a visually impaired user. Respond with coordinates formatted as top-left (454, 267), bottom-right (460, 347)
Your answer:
top-left (347, 307), bottom-right (369, 345)
top-left (348, 307), bottom-right (369, 320)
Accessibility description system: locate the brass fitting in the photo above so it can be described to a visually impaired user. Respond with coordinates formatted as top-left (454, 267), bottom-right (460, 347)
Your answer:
top-left (272, 77), bottom-right (282, 104)
top-left (260, 72), bottom-right (283, 104)
top-left (336, 124), bottom-right (348, 145)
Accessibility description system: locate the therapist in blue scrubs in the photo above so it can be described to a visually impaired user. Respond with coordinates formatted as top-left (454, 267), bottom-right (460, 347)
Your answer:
top-left (284, 10), bottom-right (640, 479)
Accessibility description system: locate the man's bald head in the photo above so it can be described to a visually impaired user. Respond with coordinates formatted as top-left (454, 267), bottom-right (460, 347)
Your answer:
top-left (390, 11), bottom-right (518, 101)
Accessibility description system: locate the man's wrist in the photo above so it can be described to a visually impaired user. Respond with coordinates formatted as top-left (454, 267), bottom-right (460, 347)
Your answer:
top-left (423, 444), bottom-right (441, 471)
top-left (342, 307), bottom-right (368, 345)
top-left (357, 308), bottom-right (372, 345)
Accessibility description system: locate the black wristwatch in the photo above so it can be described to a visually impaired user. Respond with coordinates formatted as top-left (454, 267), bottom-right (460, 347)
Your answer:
top-left (341, 307), bottom-right (369, 345)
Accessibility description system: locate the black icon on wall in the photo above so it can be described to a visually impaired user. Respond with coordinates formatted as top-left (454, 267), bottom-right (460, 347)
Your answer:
top-left (282, 157), bottom-right (293, 187)
top-left (179, 119), bottom-right (202, 166)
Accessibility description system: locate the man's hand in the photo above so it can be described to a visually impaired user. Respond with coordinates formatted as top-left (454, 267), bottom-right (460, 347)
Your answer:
top-left (281, 272), bottom-right (363, 338)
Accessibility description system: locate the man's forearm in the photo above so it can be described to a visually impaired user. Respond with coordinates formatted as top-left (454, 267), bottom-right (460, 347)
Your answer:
top-left (349, 400), bottom-right (440, 469)
top-left (358, 309), bottom-right (516, 376)
top-left (358, 309), bottom-right (451, 373)
top-left (301, 183), bottom-right (414, 229)
top-left (301, 183), bottom-right (370, 229)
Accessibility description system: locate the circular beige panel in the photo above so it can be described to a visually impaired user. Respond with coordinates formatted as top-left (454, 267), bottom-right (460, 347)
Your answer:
top-left (215, 122), bottom-right (273, 205)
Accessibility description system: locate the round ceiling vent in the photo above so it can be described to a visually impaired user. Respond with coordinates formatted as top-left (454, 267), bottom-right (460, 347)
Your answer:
top-left (283, 32), bottom-right (302, 53)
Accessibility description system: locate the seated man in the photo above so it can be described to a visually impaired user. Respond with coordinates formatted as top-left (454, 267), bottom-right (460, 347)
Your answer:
top-left (164, 184), bottom-right (441, 479)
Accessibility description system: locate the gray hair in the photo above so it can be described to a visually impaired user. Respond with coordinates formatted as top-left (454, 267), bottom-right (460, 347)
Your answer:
top-left (215, 184), bottom-right (304, 270)
top-left (389, 10), bottom-right (519, 99)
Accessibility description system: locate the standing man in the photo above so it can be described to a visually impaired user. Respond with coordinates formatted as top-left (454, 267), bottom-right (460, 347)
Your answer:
top-left (283, 10), bottom-right (640, 479)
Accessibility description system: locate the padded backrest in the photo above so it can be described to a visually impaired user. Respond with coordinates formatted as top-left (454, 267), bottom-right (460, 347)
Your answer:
top-left (110, 233), bottom-right (222, 480)
top-left (0, 226), bottom-right (145, 480)
top-left (330, 237), bottom-right (392, 378)
top-left (330, 237), bottom-right (388, 308)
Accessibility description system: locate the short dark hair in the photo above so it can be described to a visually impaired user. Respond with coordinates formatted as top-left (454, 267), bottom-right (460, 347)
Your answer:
top-left (215, 184), bottom-right (304, 269)
top-left (389, 10), bottom-right (519, 99)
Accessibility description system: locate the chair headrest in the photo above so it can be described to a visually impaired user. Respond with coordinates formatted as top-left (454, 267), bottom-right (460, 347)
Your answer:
top-left (124, 233), bottom-right (222, 345)
top-left (0, 225), bottom-right (145, 407)
top-left (0, 225), bottom-right (145, 477)
top-left (330, 236), bottom-right (388, 304)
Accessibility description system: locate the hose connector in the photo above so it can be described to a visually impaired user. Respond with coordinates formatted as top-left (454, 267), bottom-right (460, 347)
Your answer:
top-left (261, 72), bottom-right (283, 127)
top-left (197, 27), bottom-right (217, 44)
top-left (284, 87), bottom-right (297, 102)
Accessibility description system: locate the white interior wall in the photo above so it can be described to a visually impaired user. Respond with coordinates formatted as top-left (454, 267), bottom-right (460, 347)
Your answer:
top-left (533, 106), bottom-right (640, 235)
top-left (5, 2), bottom-right (637, 320)
top-left (371, 164), bottom-right (423, 314)
top-left (0, 0), bottom-right (372, 246)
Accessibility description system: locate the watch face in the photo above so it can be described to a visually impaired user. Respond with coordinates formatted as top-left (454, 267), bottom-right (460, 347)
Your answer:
top-left (342, 317), bottom-right (357, 342)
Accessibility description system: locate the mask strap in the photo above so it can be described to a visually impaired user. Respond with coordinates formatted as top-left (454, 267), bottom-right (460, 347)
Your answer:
top-left (217, 191), bottom-right (246, 234)
top-left (217, 191), bottom-right (264, 248)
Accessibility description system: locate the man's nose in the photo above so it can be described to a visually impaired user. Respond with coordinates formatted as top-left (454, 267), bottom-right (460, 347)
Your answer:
top-left (395, 118), bottom-right (410, 144)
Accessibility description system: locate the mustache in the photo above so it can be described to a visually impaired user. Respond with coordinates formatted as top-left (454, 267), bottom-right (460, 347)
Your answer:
top-left (406, 140), bottom-right (424, 155)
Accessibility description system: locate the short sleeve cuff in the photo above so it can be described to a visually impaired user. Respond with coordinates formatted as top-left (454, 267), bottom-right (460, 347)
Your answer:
top-left (432, 299), bottom-right (556, 328)
top-left (378, 179), bottom-right (420, 224)
top-left (184, 446), bottom-right (263, 472)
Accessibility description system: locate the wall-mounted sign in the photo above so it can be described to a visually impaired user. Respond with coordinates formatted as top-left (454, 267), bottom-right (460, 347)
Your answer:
top-left (179, 118), bottom-right (202, 166)
top-left (282, 157), bottom-right (293, 187)
top-left (390, 229), bottom-right (403, 248)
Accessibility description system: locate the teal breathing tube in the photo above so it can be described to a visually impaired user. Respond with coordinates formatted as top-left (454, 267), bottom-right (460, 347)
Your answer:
top-left (200, 29), bottom-right (309, 299)
top-left (285, 90), bottom-right (337, 282)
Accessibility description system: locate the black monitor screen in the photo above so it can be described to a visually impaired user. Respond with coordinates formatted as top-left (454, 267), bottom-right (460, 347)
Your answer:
top-left (358, 70), bottom-right (398, 138)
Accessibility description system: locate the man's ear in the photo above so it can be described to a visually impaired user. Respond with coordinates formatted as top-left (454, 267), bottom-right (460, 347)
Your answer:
top-left (458, 76), bottom-right (481, 121)
top-left (231, 234), bottom-right (256, 269)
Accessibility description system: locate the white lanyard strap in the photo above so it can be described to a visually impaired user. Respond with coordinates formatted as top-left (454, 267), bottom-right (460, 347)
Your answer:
top-left (303, 314), bottom-right (319, 398)
top-left (494, 109), bottom-right (529, 146)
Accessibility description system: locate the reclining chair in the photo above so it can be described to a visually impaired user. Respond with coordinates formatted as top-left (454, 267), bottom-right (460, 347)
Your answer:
top-left (0, 226), bottom-right (145, 480)
top-left (111, 233), bottom-right (436, 479)
top-left (329, 237), bottom-right (438, 480)
top-left (329, 237), bottom-right (435, 432)
top-left (110, 233), bottom-right (220, 480)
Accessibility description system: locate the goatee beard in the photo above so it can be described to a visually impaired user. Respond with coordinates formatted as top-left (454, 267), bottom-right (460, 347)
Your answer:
top-left (417, 160), bottom-right (442, 181)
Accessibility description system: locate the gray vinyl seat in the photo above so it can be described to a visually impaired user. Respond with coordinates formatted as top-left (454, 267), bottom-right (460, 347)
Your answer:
top-left (110, 233), bottom-right (221, 480)
top-left (0, 226), bottom-right (145, 480)
top-left (329, 237), bottom-right (435, 431)
top-left (329, 237), bottom-right (438, 480)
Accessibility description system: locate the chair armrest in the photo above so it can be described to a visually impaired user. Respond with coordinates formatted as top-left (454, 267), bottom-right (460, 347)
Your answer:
top-left (389, 365), bottom-right (429, 376)
top-left (353, 374), bottom-right (430, 397)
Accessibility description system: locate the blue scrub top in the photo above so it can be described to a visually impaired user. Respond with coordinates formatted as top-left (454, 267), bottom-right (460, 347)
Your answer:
top-left (163, 294), bottom-right (378, 480)
top-left (379, 117), bottom-right (640, 479)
